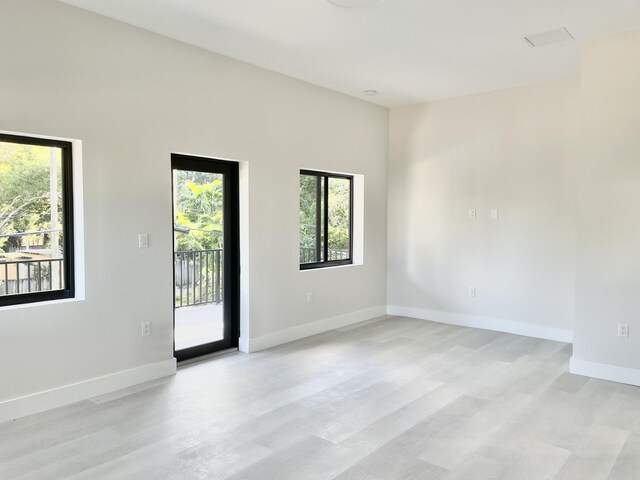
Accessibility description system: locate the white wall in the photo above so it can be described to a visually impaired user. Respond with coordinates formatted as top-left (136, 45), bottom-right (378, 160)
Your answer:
top-left (388, 31), bottom-right (640, 385)
top-left (4, 0), bottom-right (639, 422)
top-left (0, 0), bottom-right (388, 417)
top-left (388, 78), bottom-right (580, 341)
top-left (572, 31), bottom-right (640, 381)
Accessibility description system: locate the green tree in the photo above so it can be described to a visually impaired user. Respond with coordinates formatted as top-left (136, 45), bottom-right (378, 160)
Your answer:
top-left (299, 174), bottom-right (350, 261)
top-left (173, 171), bottom-right (223, 251)
top-left (0, 142), bottom-right (61, 253)
top-left (300, 174), bottom-right (320, 252)
top-left (327, 177), bottom-right (350, 252)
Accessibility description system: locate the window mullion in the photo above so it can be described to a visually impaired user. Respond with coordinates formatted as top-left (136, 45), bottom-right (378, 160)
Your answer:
top-left (349, 176), bottom-right (353, 261)
top-left (323, 175), bottom-right (329, 263)
top-left (315, 175), bottom-right (322, 262)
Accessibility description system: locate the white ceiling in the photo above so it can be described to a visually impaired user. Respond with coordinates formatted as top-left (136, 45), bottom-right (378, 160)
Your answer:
top-left (58, 0), bottom-right (640, 107)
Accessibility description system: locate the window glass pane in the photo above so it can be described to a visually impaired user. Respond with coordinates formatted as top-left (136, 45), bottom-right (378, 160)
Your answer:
top-left (173, 169), bottom-right (225, 348)
top-left (327, 177), bottom-right (350, 261)
top-left (0, 141), bottom-right (66, 296)
top-left (300, 174), bottom-right (323, 263)
top-left (300, 171), bottom-right (352, 268)
top-left (173, 170), bottom-right (224, 252)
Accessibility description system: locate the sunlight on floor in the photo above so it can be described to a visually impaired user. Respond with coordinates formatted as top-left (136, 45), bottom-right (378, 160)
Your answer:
top-left (174, 303), bottom-right (224, 350)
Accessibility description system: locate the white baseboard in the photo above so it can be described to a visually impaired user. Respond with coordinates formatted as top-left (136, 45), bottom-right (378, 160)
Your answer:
top-left (387, 305), bottom-right (573, 343)
top-left (1, 304), bottom-right (575, 423)
top-left (570, 356), bottom-right (640, 387)
top-left (0, 358), bottom-right (177, 424)
top-left (243, 305), bottom-right (387, 353)
top-left (238, 335), bottom-right (250, 354)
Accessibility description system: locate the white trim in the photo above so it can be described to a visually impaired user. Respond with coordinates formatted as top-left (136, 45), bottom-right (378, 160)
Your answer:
top-left (0, 136), bottom-right (86, 310)
top-left (70, 138), bottom-right (86, 301)
top-left (238, 335), bottom-right (250, 353)
top-left (0, 296), bottom-right (83, 312)
top-left (387, 305), bottom-right (573, 343)
top-left (570, 356), bottom-right (640, 387)
top-left (352, 173), bottom-right (364, 266)
top-left (238, 160), bottom-right (251, 354)
top-left (243, 305), bottom-right (387, 352)
top-left (0, 359), bottom-right (177, 423)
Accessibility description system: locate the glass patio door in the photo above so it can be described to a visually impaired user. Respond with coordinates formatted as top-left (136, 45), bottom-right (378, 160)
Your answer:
top-left (171, 154), bottom-right (239, 361)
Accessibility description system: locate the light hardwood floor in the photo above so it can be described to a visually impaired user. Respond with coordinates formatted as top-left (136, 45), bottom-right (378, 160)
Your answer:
top-left (2, 316), bottom-right (639, 479)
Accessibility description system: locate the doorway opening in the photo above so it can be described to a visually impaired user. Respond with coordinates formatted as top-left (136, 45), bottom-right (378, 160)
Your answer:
top-left (171, 154), bottom-right (239, 361)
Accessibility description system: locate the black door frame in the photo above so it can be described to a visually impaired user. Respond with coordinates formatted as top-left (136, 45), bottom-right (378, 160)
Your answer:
top-left (171, 154), bottom-right (240, 361)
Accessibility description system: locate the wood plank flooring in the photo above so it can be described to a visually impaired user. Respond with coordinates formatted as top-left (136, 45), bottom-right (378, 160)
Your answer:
top-left (2, 315), bottom-right (640, 479)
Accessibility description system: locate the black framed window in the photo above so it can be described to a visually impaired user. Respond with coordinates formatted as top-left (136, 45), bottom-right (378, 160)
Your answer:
top-left (0, 133), bottom-right (75, 306)
top-left (300, 170), bottom-right (353, 269)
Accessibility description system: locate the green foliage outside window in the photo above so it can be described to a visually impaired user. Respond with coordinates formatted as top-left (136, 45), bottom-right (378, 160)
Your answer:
top-left (0, 142), bottom-right (62, 253)
top-left (300, 174), bottom-right (320, 253)
top-left (173, 170), bottom-right (223, 252)
top-left (300, 172), bottom-right (351, 264)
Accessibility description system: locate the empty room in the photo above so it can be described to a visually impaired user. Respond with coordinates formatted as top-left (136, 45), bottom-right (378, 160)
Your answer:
top-left (1, 0), bottom-right (640, 478)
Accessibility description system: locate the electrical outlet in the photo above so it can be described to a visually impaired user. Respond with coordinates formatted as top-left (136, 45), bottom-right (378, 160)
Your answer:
top-left (307, 292), bottom-right (313, 304)
top-left (618, 323), bottom-right (629, 338)
top-left (469, 209), bottom-right (477, 220)
top-left (468, 286), bottom-right (476, 297)
top-left (141, 321), bottom-right (151, 337)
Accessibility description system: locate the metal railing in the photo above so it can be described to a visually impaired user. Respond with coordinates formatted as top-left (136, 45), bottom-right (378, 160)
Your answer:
top-left (174, 249), bottom-right (223, 308)
top-left (0, 258), bottom-right (64, 295)
top-left (300, 247), bottom-right (349, 263)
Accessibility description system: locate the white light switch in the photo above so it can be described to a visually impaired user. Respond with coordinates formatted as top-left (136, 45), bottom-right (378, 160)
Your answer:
top-left (491, 208), bottom-right (499, 220)
top-left (138, 234), bottom-right (149, 248)
top-left (469, 209), bottom-right (477, 220)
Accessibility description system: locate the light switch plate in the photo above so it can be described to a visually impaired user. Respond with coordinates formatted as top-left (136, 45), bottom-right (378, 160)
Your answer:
top-left (138, 234), bottom-right (149, 248)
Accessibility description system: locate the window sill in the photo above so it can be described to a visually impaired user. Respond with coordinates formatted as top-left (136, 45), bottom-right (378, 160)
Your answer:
top-left (299, 262), bottom-right (363, 272)
top-left (0, 296), bottom-right (85, 311)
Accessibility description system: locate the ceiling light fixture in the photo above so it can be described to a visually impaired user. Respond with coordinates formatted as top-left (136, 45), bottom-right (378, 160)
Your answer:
top-left (327, 0), bottom-right (385, 8)
top-left (364, 90), bottom-right (379, 96)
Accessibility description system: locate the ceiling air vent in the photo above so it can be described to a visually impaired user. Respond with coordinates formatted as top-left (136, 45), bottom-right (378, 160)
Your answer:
top-left (523, 27), bottom-right (574, 47)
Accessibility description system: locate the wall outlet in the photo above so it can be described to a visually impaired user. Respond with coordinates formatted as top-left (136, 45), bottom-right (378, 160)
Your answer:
top-left (469, 209), bottom-right (477, 220)
top-left (307, 292), bottom-right (313, 304)
top-left (617, 323), bottom-right (629, 338)
top-left (141, 321), bottom-right (151, 337)
top-left (468, 286), bottom-right (476, 297)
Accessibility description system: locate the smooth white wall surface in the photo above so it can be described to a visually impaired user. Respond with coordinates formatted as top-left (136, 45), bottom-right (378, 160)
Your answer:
top-left (0, 0), bottom-right (388, 405)
top-left (573, 31), bottom-right (640, 371)
top-left (388, 78), bottom-right (580, 337)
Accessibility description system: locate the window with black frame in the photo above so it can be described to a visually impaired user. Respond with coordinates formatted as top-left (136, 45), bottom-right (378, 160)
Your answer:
top-left (299, 170), bottom-right (353, 269)
top-left (0, 133), bottom-right (75, 306)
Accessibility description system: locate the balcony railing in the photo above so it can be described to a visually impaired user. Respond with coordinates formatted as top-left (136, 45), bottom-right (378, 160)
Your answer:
top-left (174, 249), bottom-right (223, 309)
top-left (300, 247), bottom-right (349, 263)
top-left (0, 258), bottom-right (64, 295)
